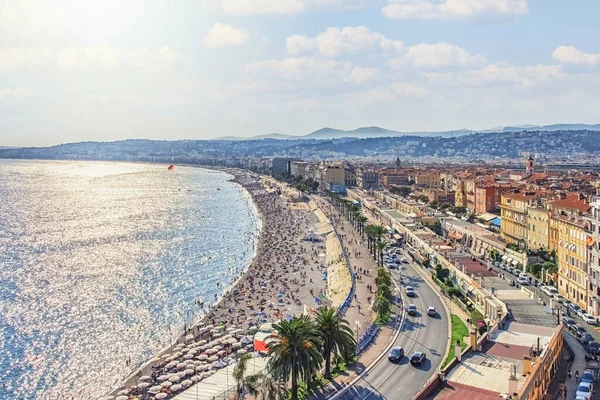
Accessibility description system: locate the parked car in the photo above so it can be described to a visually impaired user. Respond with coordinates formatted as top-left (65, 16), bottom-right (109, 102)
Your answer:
top-left (406, 286), bottom-right (416, 297)
top-left (581, 369), bottom-right (596, 384)
top-left (553, 294), bottom-right (565, 303)
top-left (400, 257), bottom-right (409, 264)
top-left (388, 346), bottom-right (405, 362)
top-left (570, 324), bottom-right (580, 334)
top-left (427, 306), bottom-right (437, 317)
top-left (576, 382), bottom-right (593, 400)
top-left (407, 304), bottom-right (417, 316)
top-left (576, 326), bottom-right (588, 339)
top-left (583, 314), bottom-right (598, 325)
top-left (562, 317), bottom-right (576, 329)
top-left (581, 334), bottom-right (594, 345)
top-left (410, 351), bottom-right (426, 365)
top-left (587, 342), bottom-right (600, 356)
top-left (517, 276), bottom-right (530, 285)
top-left (568, 303), bottom-right (582, 315)
top-left (578, 309), bottom-right (587, 318)
top-left (494, 261), bottom-right (500, 267)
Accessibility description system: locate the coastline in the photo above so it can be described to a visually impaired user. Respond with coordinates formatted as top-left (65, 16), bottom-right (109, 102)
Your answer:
top-left (106, 167), bottom-right (330, 399)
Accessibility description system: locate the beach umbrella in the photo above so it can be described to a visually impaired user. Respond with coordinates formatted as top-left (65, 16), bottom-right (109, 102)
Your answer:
top-left (176, 362), bottom-right (187, 369)
top-left (195, 365), bottom-right (204, 372)
top-left (227, 338), bottom-right (238, 345)
top-left (137, 382), bottom-right (150, 389)
top-left (181, 379), bottom-right (193, 387)
top-left (197, 354), bottom-right (208, 361)
top-left (171, 384), bottom-right (183, 392)
top-left (212, 345), bottom-right (222, 351)
top-left (217, 350), bottom-right (227, 357)
top-left (183, 354), bottom-right (194, 360)
top-left (191, 376), bottom-right (200, 383)
top-left (201, 372), bottom-right (212, 379)
top-left (212, 359), bottom-right (228, 369)
top-left (259, 323), bottom-right (272, 332)
top-left (155, 393), bottom-right (168, 400)
top-left (169, 375), bottom-right (180, 383)
top-left (165, 361), bottom-right (177, 369)
top-left (139, 375), bottom-right (152, 381)
top-left (193, 360), bottom-right (202, 365)
top-left (161, 381), bottom-right (173, 388)
top-left (185, 334), bottom-right (194, 341)
top-left (116, 396), bottom-right (129, 400)
top-left (188, 349), bottom-right (198, 355)
top-left (240, 336), bottom-right (252, 345)
top-left (208, 355), bottom-right (219, 362)
top-left (184, 368), bottom-right (195, 376)
top-left (205, 348), bottom-right (217, 355)
top-left (210, 329), bottom-right (219, 334)
top-left (198, 339), bottom-right (207, 345)
top-left (237, 349), bottom-right (248, 355)
top-left (232, 342), bottom-right (242, 349)
top-left (226, 327), bottom-right (235, 332)
top-left (148, 385), bottom-right (162, 394)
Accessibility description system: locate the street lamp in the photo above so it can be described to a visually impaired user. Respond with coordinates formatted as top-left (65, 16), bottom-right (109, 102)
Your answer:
top-left (354, 320), bottom-right (361, 344)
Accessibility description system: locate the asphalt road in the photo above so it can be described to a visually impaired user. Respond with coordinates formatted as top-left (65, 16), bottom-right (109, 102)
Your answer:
top-left (337, 258), bottom-right (449, 400)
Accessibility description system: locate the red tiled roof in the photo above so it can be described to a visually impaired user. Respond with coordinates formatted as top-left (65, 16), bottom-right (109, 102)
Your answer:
top-left (428, 382), bottom-right (501, 400)
top-left (484, 341), bottom-right (531, 360)
top-left (549, 195), bottom-right (591, 212)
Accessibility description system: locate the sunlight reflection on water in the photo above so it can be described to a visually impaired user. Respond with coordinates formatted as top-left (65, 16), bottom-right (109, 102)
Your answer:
top-left (0, 160), bottom-right (259, 400)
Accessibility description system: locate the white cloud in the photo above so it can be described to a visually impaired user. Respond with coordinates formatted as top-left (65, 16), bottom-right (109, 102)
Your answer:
top-left (552, 46), bottom-right (600, 67)
top-left (346, 67), bottom-right (379, 84)
top-left (286, 26), bottom-right (403, 57)
top-left (217, 0), bottom-right (374, 15)
top-left (204, 23), bottom-right (250, 48)
top-left (425, 64), bottom-right (563, 87)
top-left (347, 82), bottom-right (429, 104)
top-left (382, 0), bottom-right (528, 20)
top-left (0, 47), bottom-right (54, 72)
top-left (389, 42), bottom-right (486, 68)
top-left (0, 87), bottom-right (33, 100)
top-left (246, 56), bottom-right (352, 82)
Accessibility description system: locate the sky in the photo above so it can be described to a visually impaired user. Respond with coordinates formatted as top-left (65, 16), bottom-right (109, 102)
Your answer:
top-left (1, 0), bottom-right (600, 147)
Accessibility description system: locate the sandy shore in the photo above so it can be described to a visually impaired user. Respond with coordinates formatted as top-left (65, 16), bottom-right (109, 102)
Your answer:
top-left (105, 169), bottom-right (342, 399)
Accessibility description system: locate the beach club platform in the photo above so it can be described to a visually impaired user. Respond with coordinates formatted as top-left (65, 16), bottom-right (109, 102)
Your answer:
top-left (173, 355), bottom-right (268, 400)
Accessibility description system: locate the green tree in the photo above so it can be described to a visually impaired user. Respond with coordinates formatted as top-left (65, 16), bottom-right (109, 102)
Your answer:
top-left (376, 240), bottom-right (387, 267)
top-left (267, 315), bottom-right (324, 400)
top-left (244, 373), bottom-right (288, 400)
top-left (233, 353), bottom-right (253, 399)
top-left (314, 307), bottom-right (356, 379)
top-left (372, 292), bottom-right (391, 319)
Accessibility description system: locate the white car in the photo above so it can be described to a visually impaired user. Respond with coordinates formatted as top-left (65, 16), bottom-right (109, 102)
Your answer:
top-left (583, 314), bottom-right (597, 325)
top-left (576, 382), bottom-right (593, 400)
top-left (553, 294), bottom-right (565, 303)
top-left (517, 276), bottom-right (530, 285)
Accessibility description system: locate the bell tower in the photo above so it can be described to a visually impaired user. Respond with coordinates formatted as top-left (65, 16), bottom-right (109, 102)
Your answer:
top-left (395, 157), bottom-right (401, 172)
top-left (525, 155), bottom-right (534, 177)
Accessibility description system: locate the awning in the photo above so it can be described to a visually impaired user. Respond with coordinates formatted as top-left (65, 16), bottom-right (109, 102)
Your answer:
top-left (501, 255), bottom-right (508, 261)
top-left (512, 259), bottom-right (519, 266)
top-left (588, 237), bottom-right (597, 247)
top-left (505, 258), bottom-right (513, 264)
top-left (393, 233), bottom-right (402, 240)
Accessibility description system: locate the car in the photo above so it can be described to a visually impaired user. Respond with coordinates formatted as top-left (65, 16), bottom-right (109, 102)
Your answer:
top-left (507, 267), bottom-right (515, 274)
top-left (581, 333), bottom-right (594, 345)
top-left (578, 308), bottom-right (586, 318)
top-left (562, 317), bottom-right (576, 329)
top-left (394, 259), bottom-right (402, 265)
top-left (581, 369), bottom-right (596, 384)
top-left (587, 342), bottom-right (600, 356)
top-left (576, 382), bottom-right (593, 400)
top-left (388, 346), bottom-right (405, 362)
top-left (427, 306), bottom-right (437, 316)
top-left (517, 276), bottom-right (530, 285)
top-left (395, 248), bottom-right (403, 254)
top-left (583, 314), bottom-right (598, 325)
top-left (568, 303), bottom-right (582, 315)
top-left (410, 351), bottom-right (426, 365)
top-left (576, 326), bottom-right (588, 338)
top-left (407, 304), bottom-right (417, 316)
top-left (400, 257), bottom-right (409, 263)
top-left (391, 254), bottom-right (397, 259)
top-left (494, 261), bottom-right (500, 267)
top-left (406, 286), bottom-right (416, 297)
top-left (553, 294), bottom-right (565, 303)
top-left (570, 324), bottom-right (580, 334)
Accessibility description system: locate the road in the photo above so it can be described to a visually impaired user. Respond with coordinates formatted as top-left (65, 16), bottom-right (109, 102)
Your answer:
top-left (337, 258), bottom-right (449, 400)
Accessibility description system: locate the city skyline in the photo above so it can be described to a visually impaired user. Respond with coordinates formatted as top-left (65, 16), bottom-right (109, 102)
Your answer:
top-left (1, 0), bottom-right (600, 147)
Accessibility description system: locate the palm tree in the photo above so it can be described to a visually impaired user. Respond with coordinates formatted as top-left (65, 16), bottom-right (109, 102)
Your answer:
top-left (356, 214), bottom-right (368, 235)
top-left (267, 315), bottom-right (324, 400)
top-left (244, 372), bottom-right (288, 400)
top-left (376, 240), bottom-right (387, 267)
top-left (233, 353), bottom-right (252, 399)
top-left (372, 292), bottom-right (391, 318)
top-left (314, 307), bottom-right (357, 379)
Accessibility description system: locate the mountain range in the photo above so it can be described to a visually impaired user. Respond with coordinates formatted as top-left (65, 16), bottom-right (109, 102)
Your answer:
top-left (218, 123), bottom-right (600, 141)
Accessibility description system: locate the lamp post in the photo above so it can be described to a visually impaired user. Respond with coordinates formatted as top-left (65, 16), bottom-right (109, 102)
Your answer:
top-left (354, 320), bottom-right (361, 344)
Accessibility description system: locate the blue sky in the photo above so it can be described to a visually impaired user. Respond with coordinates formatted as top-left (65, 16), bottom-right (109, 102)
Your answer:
top-left (1, 0), bottom-right (599, 146)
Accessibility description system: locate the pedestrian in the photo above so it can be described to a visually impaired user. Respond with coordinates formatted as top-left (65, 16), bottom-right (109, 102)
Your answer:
top-left (568, 369), bottom-right (572, 379)
top-left (563, 387), bottom-right (567, 398)
top-left (575, 370), bottom-right (579, 380)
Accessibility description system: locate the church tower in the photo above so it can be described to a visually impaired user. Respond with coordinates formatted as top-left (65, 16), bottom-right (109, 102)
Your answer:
top-left (525, 155), bottom-right (534, 177)
top-left (395, 157), bottom-right (401, 172)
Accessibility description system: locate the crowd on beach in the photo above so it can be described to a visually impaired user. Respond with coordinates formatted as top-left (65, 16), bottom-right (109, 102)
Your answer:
top-left (105, 171), bottom-right (330, 400)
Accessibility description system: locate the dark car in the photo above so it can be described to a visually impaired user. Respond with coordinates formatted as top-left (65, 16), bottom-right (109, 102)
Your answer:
top-left (580, 333), bottom-right (593, 345)
top-left (581, 369), bottom-right (596, 384)
top-left (410, 351), bottom-right (426, 365)
top-left (587, 341), bottom-right (600, 356)
top-left (576, 326), bottom-right (588, 339)
top-left (407, 304), bottom-right (417, 316)
top-left (562, 317), bottom-right (576, 329)
top-left (388, 346), bottom-right (405, 362)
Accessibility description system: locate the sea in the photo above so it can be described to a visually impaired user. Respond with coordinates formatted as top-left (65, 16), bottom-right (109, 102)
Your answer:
top-left (0, 160), bottom-right (261, 400)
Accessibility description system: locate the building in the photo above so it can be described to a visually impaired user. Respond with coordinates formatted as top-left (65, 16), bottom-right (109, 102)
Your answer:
top-left (550, 194), bottom-right (591, 310)
top-left (271, 157), bottom-right (295, 175)
top-left (500, 191), bottom-right (547, 248)
top-left (356, 169), bottom-right (379, 190)
top-left (587, 196), bottom-right (600, 316)
top-left (455, 179), bottom-right (467, 208)
top-left (344, 165), bottom-right (357, 187)
top-left (527, 204), bottom-right (549, 251)
top-left (474, 185), bottom-right (510, 215)
top-left (318, 161), bottom-right (346, 193)
top-left (289, 161), bottom-right (309, 178)
top-left (412, 172), bottom-right (441, 187)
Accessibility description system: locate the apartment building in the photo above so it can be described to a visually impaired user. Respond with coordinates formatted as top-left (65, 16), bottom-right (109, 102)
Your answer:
top-left (587, 196), bottom-right (600, 316)
top-left (318, 161), bottom-right (346, 193)
top-left (356, 169), bottom-right (379, 190)
top-left (290, 161), bottom-right (309, 178)
top-left (500, 190), bottom-right (547, 248)
top-left (550, 194), bottom-right (591, 310)
top-left (527, 203), bottom-right (549, 250)
top-left (344, 166), bottom-right (357, 188)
